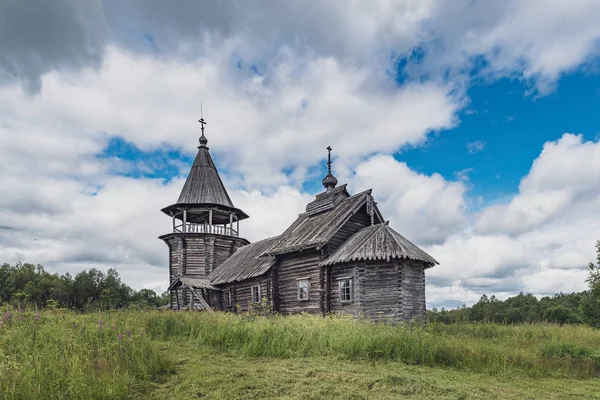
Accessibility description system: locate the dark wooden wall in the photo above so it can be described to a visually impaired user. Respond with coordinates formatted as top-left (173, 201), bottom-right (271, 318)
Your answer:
top-left (328, 264), bottom-right (361, 315)
top-left (275, 250), bottom-right (322, 315)
top-left (219, 275), bottom-right (270, 312)
top-left (326, 259), bottom-right (428, 323)
top-left (357, 262), bottom-right (402, 321)
top-left (402, 260), bottom-right (427, 323)
top-left (161, 232), bottom-right (248, 309)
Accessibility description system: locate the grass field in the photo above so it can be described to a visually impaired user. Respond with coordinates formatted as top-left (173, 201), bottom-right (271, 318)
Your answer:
top-left (1, 308), bottom-right (599, 399)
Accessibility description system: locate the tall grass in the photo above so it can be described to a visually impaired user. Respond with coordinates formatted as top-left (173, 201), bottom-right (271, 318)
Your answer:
top-left (146, 312), bottom-right (600, 378)
top-left (0, 308), bottom-right (173, 400)
top-left (2, 308), bottom-right (598, 400)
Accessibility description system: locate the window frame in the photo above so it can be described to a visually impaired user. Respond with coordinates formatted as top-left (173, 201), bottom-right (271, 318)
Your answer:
top-left (251, 285), bottom-right (261, 303)
top-left (297, 279), bottom-right (311, 301)
top-left (224, 290), bottom-right (232, 307)
top-left (339, 278), bottom-right (353, 303)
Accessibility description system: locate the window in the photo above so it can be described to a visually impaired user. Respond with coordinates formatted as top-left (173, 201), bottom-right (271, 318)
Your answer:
top-left (297, 279), bottom-right (310, 300)
top-left (224, 291), bottom-right (232, 307)
top-left (339, 279), bottom-right (353, 303)
top-left (251, 285), bottom-right (261, 303)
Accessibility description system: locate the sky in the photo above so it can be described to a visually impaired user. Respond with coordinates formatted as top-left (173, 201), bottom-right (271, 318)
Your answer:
top-left (1, 0), bottom-right (600, 308)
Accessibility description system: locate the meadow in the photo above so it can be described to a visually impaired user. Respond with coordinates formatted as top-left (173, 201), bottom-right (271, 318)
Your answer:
top-left (1, 308), bottom-right (600, 399)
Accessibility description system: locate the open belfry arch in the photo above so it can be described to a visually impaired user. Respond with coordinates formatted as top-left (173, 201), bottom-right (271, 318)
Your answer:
top-left (160, 117), bottom-right (439, 323)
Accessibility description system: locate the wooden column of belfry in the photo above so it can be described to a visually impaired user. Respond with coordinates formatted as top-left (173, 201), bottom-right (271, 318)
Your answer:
top-left (159, 116), bottom-right (250, 311)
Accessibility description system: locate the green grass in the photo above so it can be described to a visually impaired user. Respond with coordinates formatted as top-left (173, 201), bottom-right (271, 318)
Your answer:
top-left (145, 311), bottom-right (600, 378)
top-left (0, 308), bottom-right (173, 400)
top-left (145, 341), bottom-right (600, 400)
top-left (1, 308), bottom-right (599, 399)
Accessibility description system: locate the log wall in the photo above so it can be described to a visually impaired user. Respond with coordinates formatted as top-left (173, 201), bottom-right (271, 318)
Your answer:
top-left (357, 261), bottom-right (402, 321)
top-left (329, 264), bottom-right (361, 315)
top-left (276, 250), bottom-right (322, 314)
top-left (219, 275), bottom-right (270, 313)
top-left (327, 259), bottom-right (428, 324)
top-left (402, 260), bottom-right (427, 324)
top-left (161, 232), bottom-right (248, 309)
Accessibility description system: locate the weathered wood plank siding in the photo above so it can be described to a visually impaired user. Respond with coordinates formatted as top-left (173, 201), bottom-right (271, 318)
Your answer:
top-left (161, 232), bottom-right (248, 309)
top-left (220, 276), bottom-right (270, 312)
top-left (402, 260), bottom-right (427, 323)
top-left (358, 262), bottom-right (402, 321)
top-left (184, 237), bottom-right (206, 276)
top-left (329, 264), bottom-right (361, 316)
top-left (276, 250), bottom-right (322, 314)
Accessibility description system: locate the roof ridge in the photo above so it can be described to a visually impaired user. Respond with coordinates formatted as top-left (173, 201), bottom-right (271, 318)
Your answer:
top-left (347, 188), bottom-right (372, 198)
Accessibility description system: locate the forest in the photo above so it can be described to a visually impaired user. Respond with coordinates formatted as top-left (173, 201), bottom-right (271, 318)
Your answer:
top-left (428, 240), bottom-right (600, 327)
top-left (0, 262), bottom-right (168, 311)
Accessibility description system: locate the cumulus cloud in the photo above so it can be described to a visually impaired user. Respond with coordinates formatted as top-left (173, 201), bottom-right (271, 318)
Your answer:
top-left (425, 134), bottom-right (600, 308)
top-left (4, 1), bottom-right (600, 94)
top-left (0, 0), bottom-right (107, 92)
top-left (1, 1), bottom-right (600, 307)
top-left (477, 134), bottom-right (600, 235)
top-left (350, 155), bottom-right (468, 245)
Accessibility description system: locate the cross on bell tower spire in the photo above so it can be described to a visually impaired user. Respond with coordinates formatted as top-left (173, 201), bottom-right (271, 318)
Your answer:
top-left (198, 103), bottom-right (208, 148)
top-left (322, 145), bottom-right (338, 191)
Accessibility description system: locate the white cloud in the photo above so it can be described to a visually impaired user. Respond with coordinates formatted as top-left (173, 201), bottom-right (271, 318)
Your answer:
top-left (1, 2), bottom-right (600, 307)
top-left (350, 155), bottom-right (468, 245)
top-left (421, 0), bottom-right (600, 93)
top-left (477, 134), bottom-right (600, 235)
top-left (425, 134), bottom-right (600, 307)
top-left (467, 141), bottom-right (486, 153)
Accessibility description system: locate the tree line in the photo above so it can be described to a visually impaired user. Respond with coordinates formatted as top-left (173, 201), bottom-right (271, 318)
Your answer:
top-left (3, 240), bottom-right (600, 323)
top-left (0, 262), bottom-right (168, 311)
top-left (428, 240), bottom-right (600, 327)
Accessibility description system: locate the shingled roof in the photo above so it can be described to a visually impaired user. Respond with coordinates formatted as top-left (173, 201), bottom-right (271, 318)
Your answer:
top-left (177, 145), bottom-right (235, 207)
top-left (320, 222), bottom-right (439, 267)
top-left (209, 236), bottom-right (279, 285)
top-left (262, 190), bottom-right (384, 256)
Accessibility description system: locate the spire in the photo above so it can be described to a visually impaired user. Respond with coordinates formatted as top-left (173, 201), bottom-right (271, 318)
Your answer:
top-left (198, 103), bottom-right (208, 148)
top-left (198, 117), bottom-right (208, 148)
top-left (322, 145), bottom-right (338, 190)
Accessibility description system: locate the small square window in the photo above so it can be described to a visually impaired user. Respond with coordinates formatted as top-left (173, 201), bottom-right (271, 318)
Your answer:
top-left (224, 291), bottom-right (232, 307)
top-left (339, 279), bottom-right (353, 303)
top-left (297, 279), bottom-right (310, 300)
top-left (251, 285), bottom-right (261, 303)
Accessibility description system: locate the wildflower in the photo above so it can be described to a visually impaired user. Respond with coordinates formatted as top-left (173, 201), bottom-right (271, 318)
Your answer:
top-left (34, 315), bottom-right (40, 322)
top-left (3, 311), bottom-right (11, 322)
top-left (18, 315), bottom-right (22, 322)
top-left (98, 320), bottom-right (103, 329)
top-left (117, 333), bottom-right (123, 340)
top-left (126, 330), bottom-right (131, 338)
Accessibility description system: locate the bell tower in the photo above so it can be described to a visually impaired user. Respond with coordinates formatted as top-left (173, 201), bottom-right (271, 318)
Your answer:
top-left (159, 118), bottom-right (249, 310)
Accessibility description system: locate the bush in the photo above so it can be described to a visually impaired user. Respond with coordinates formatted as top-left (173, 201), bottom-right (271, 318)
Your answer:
top-left (543, 306), bottom-right (581, 325)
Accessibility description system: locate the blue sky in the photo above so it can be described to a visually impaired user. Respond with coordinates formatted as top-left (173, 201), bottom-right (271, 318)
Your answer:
top-left (2, 1), bottom-right (600, 307)
top-left (402, 72), bottom-right (600, 205)
top-left (100, 67), bottom-right (600, 213)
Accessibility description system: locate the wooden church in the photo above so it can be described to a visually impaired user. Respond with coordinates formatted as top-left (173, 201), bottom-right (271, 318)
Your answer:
top-left (160, 120), bottom-right (439, 323)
